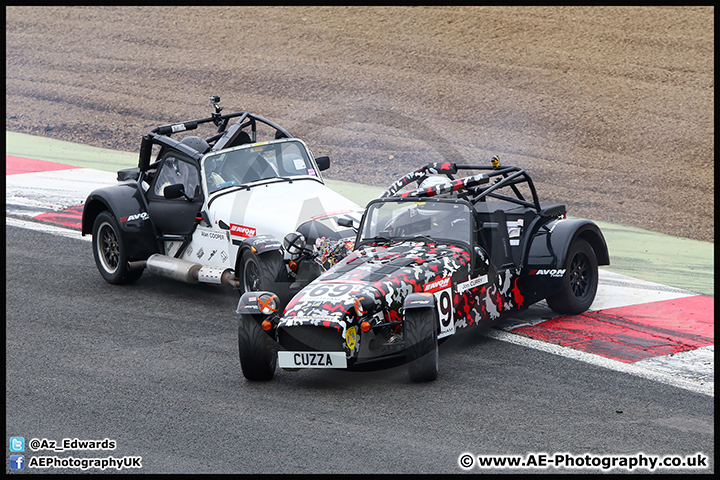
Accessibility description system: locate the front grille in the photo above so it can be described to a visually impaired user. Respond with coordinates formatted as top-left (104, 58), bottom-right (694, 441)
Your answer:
top-left (277, 325), bottom-right (344, 352)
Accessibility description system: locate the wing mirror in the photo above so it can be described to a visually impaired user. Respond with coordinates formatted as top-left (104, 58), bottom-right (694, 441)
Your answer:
top-left (315, 156), bottom-right (330, 171)
top-left (337, 217), bottom-right (358, 233)
top-left (164, 183), bottom-right (193, 202)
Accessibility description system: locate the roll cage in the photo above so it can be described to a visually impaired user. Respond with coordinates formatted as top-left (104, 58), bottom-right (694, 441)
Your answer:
top-left (380, 158), bottom-right (562, 216)
top-left (122, 96), bottom-right (318, 254)
top-left (379, 158), bottom-right (569, 271)
top-left (137, 96), bottom-right (294, 173)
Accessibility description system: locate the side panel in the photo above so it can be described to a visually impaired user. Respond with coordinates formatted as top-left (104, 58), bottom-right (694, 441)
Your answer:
top-left (165, 226), bottom-right (234, 269)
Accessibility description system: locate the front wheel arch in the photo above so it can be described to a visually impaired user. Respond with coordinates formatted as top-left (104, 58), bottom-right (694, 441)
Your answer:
top-left (236, 248), bottom-right (286, 296)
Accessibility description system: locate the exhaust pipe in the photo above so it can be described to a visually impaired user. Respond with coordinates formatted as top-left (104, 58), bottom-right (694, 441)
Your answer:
top-left (130, 254), bottom-right (240, 288)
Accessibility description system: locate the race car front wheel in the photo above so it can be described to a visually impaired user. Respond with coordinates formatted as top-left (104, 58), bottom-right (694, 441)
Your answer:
top-left (237, 314), bottom-right (278, 381)
top-left (239, 250), bottom-right (282, 294)
top-left (546, 238), bottom-right (598, 315)
top-left (92, 211), bottom-right (144, 285)
top-left (405, 307), bottom-right (439, 382)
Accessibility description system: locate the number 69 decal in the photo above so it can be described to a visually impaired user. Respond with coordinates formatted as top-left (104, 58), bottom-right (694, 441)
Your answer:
top-left (433, 287), bottom-right (455, 338)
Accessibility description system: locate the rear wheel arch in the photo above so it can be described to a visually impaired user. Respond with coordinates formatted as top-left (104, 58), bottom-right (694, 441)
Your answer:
top-left (576, 229), bottom-right (610, 266)
top-left (82, 198), bottom-right (111, 235)
top-left (546, 219), bottom-right (609, 268)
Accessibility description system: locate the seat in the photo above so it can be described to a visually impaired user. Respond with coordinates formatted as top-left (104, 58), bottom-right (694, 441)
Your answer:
top-left (481, 209), bottom-right (515, 269)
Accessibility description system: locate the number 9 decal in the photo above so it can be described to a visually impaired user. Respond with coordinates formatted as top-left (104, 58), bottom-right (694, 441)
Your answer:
top-left (434, 287), bottom-right (455, 338)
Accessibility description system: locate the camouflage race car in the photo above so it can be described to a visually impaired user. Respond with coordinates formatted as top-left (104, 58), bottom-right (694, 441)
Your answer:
top-left (236, 159), bottom-right (609, 382)
top-left (81, 96), bottom-right (362, 298)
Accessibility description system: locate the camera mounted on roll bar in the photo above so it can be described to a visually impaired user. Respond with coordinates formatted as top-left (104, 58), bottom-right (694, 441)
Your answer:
top-left (210, 95), bottom-right (225, 130)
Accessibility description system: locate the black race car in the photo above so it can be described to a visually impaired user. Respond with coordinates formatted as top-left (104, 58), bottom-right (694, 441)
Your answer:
top-left (81, 96), bottom-right (361, 298)
top-left (236, 159), bottom-right (609, 381)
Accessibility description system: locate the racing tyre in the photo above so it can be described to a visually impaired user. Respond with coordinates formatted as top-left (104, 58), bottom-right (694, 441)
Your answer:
top-left (405, 307), bottom-right (439, 382)
top-left (239, 250), bottom-right (283, 294)
top-left (237, 314), bottom-right (278, 381)
top-left (92, 211), bottom-right (144, 285)
top-left (546, 238), bottom-right (598, 315)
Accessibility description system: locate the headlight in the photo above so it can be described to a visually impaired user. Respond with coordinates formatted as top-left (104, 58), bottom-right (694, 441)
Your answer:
top-left (257, 293), bottom-right (278, 315)
top-left (353, 296), bottom-right (368, 317)
top-left (283, 231), bottom-right (306, 256)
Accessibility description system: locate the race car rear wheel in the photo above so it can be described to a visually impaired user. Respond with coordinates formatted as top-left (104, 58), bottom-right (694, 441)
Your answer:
top-left (405, 307), bottom-right (439, 382)
top-left (546, 238), bottom-right (598, 315)
top-left (92, 211), bottom-right (144, 285)
top-left (237, 314), bottom-right (277, 381)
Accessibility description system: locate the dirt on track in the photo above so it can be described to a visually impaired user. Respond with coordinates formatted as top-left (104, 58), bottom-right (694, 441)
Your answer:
top-left (5, 6), bottom-right (714, 242)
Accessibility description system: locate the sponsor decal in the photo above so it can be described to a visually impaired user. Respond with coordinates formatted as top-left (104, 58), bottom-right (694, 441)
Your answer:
top-left (230, 223), bottom-right (257, 237)
top-left (529, 269), bottom-right (566, 278)
top-left (196, 247), bottom-right (204, 259)
top-left (201, 230), bottom-right (227, 241)
top-left (457, 275), bottom-right (488, 293)
top-left (407, 298), bottom-right (433, 307)
top-left (120, 212), bottom-right (148, 223)
top-left (220, 251), bottom-right (228, 263)
top-left (252, 236), bottom-right (282, 251)
top-left (345, 326), bottom-right (357, 351)
top-left (423, 276), bottom-right (451, 294)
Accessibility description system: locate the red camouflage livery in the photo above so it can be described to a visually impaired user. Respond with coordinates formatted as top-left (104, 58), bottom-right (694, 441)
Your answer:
top-left (236, 160), bottom-right (609, 382)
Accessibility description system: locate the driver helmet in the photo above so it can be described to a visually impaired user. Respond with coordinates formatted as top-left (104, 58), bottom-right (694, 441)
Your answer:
top-left (419, 175), bottom-right (452, 195)
top-left (180, 135), bottom-right (210, 154)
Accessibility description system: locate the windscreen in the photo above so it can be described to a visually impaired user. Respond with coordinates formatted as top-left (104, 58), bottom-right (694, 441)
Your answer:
top-left (203, 140), bottom-right (318, 193)
top-left (360, 200), bottom-right (473, 247)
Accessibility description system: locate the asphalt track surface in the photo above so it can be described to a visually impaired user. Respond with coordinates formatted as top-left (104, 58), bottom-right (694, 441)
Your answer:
top-left (4, 225), bottom-right (714, 474)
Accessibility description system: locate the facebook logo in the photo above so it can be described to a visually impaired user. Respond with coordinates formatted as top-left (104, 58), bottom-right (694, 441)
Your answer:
top-left (9, 455), bottom-right (25, 470)
top-left (10, 436), bottom-right (25, 452)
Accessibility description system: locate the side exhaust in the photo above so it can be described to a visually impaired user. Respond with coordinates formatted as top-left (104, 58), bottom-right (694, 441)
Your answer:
top-left (128, 254), bottom-right (240, 288)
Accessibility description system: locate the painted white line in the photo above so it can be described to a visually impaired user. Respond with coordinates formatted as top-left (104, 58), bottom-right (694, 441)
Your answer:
top-left (6, 168), bottom-right (116, 215)
top-left (6, 216), bottom-right (91, 242)
top-left (592, 269), bottom-right (697, 310)
top-left (635, 346), bottom-right (714, 385)
top-left (486, 329), bottom-right (713, 397)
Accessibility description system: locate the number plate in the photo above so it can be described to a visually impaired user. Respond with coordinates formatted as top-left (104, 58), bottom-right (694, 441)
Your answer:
top-left (278, 351), bottom-right (347, 369)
